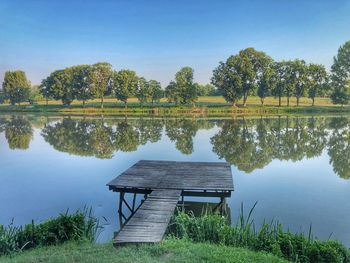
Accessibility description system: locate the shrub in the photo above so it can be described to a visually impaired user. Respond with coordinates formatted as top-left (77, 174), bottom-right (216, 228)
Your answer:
top-left (0, 208), bottom-right (101, 256)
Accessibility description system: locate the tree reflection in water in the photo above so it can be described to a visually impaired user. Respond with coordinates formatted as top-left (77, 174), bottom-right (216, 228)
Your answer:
top-left (1, 115), bottom-right (349, 179)
top-left (0, 116), bottom-right (33, 150)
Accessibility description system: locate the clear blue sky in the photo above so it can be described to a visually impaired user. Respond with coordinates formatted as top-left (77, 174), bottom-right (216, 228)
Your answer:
top-left (1, 0), bottom-right (349, 86)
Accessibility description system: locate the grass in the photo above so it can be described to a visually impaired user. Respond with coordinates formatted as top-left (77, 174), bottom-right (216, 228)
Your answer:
top-left (168, 207), bottom-right (350, 263)
top-left (1, 96), bottom-right (349, 116)
top-left (0, 238), bottom-right (288, 263)
top-left (0, 208), bottom-right (101, 256)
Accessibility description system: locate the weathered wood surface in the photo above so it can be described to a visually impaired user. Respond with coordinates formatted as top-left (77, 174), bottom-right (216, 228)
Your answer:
top-left (108, 160), bottom-right (233, 191)
top-left (114, 189), bottom-right (182, 245)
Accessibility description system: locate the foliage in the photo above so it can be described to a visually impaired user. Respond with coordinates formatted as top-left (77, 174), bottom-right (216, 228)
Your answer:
top-left (135, 77), bottom-right (150, 104)
top-left (148, 79), bottom-right (163, 104)
top-left (168, 207), bottom-right (350, 263)
top-left (331, 40), bottom-right (350, 105)
top-left (113, 69), bottom-right (139, 106)
top-left (0, 208), bottom-right (101, 256)
top-left (212, 48), bottom-right (272, 107)
top-left (258, 63), bottom-right (277, 105)
top-left (0, 90), bottom-right (6, 104)
top-left (165, 81), bottom-right (179, 104)
top-left (71, 65), bottom-right (92, 106)
top-left (40, 69), bottom-right (74, 105)
top-left (165, 67), bottom-right (197, 105)
top-left (88, 62), bottom-right (113, 108)
top-left (2, 71), bottom-right (31, 105)
top-left (195, 83), bottom-right (215, 96)
top-left (308, 64), bottom-right (329, 106)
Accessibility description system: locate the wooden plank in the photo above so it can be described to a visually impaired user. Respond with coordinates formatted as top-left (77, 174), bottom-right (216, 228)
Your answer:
top-left (114, 189), bottom-right (182, 246)
top-left (107, 160), bottom-right (234, 192)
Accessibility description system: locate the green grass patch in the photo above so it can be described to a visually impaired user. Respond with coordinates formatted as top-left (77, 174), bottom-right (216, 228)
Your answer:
top-left (0, 238), bottom-right (288, 263)
top-left (168, 206), bottom-right (350, 263)
top-left (0, 208), bottom-right (101, 256)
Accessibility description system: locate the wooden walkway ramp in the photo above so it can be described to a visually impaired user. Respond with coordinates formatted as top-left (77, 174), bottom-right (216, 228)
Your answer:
top-left (114, 189), bottom-right (182, 245)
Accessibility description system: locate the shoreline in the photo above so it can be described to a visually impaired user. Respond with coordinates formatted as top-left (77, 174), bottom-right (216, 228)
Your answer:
top-left (1, 104), bottom-right (349, 117)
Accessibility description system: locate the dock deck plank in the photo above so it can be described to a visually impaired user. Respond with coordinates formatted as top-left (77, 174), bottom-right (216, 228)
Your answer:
top-left (114, 189), bottom-right (182, 246)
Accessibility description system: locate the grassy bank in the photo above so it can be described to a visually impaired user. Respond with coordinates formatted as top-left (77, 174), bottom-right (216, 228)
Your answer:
top-left (0, 239), bottom-right (287, 263)
top-left (1, 96), bottom-right (349, 116)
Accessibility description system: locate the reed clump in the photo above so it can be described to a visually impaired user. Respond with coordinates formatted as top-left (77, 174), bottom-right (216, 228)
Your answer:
top-left (168, 203), bottom-right (350, 263)
top-left (0, 208), bottom-right (101, 256)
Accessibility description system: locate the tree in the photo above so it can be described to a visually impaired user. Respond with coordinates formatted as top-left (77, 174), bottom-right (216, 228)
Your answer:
top-left (165, 81), bottom-right (179, 104)
top-left (2, 71), bottom-right (31, 105)
top-left (238, 48), bottom-right (272, 106)
top-left (212, 48), bottom-right (271, 106)
top-left (174, 67), bottom-right (197, 105)
top-left (113, 69), bottom-right (139, 108)
top-left (72, 65), bottom-right (92, 107)
top-left (331, 41), bottom-right (350, 105)
top-left (40, 69), bottom-right (74, 105)
top-left (195, 83), bottom-right (215, 96)
top-left (88, 62), bottom-right (113, 109)
top-left (290, 60), bottom-right (309, 107)
top-left (212, 59), bottom-right (243, 106)
top-left (272, 61), bottom-right (288, 106)
top-left (0, 90), bottom-right (6, 104)
top-left (148, 80), bottom-right (163, 105)
top-left (258, 63), bottom-right (277, 105)
top-left (135, 77), bottom-right (150, 105)
top-left (307, 64), bottom-right (328, 106)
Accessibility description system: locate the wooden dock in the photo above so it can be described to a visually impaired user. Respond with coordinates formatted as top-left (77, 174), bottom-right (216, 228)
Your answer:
top-left (107, 160), bottom-right (233, 246)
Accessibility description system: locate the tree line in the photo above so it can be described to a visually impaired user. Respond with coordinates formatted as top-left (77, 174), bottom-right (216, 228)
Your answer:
top-left (1, 40), bottom-right (350, 107)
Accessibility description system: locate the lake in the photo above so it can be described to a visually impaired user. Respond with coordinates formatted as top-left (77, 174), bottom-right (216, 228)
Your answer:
top-left (0, 114), bottom-right (349, 246)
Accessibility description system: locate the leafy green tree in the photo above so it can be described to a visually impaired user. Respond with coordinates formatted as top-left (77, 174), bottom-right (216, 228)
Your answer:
top-left (135, 77), bottom-right (150, 105)
top-left (71, 65), bottom-right (92, 107)
top-left (40, 69), bottom-right (74, 105)
top-left (272, 61), bottom-right (288, 106)
top-left (195, 83), bottom-right (215, 96)
top-left (88, 62), bottom-right (113, 109)
top-left (148, 80), bottom-right (163, 105)
top-left (2, 71), bottom-right (31, 105)
top-left (5, 116), bottom-right (33, 150)
top-left (212, 48), bottom-right (271, 106)
top-left (258, 64), bottom-right (277, 105)
top-left (307, 64), bottom-right (329, 106)
top-left (174, 67), bottom-right (197, 105)
top-left (113, 69), bottom-right (139, 108)
top-left (331, 41), bottom-right (350, 105)
top-left (212, 58), bottom-right (243, 106)
top-left (238, 48), bottom-right (272, 106)
top-left (290, 60), bottom-right (309, 106)
top-left (165, 81), bottom-right (179, 104)
top-left (0, 90), bottom-right (6, 104)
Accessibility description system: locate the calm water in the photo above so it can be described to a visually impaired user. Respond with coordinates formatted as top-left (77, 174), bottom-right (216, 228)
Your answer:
top-left (0, 114), bottom-right (349, 245)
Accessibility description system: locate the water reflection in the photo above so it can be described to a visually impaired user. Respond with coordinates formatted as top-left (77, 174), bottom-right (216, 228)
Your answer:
top-left (2, 116), bottom-right (33, 150)
top-left (0, 115), bottom-right (349, 179)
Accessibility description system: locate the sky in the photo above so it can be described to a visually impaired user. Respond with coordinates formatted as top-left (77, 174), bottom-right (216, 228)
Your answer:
top-left (1, 0), bottom-right (350, 86)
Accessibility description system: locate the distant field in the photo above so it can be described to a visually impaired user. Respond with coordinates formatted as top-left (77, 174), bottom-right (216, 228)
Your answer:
top-left (5, 96), bottom-right (334, 107)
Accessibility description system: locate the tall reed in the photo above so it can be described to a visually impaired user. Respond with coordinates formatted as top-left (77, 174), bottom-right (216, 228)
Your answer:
top-left (168, 202), bottom-right (350, 263)
top-left (0, 207), bottom-right (102, 256)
